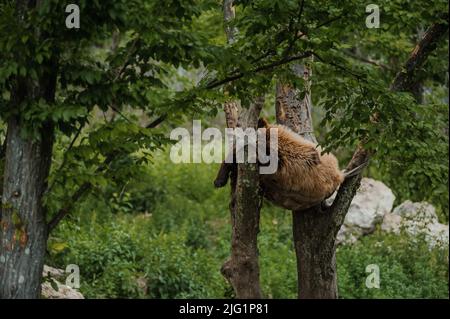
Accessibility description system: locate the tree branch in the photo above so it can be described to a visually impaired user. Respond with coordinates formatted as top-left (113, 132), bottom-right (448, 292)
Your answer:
top-left (343, 50), bottom-right (391, 70)
top-left (45, 124), bottom-right (83, 196)
top-left (329, 15), bottom-right (449, 230)
top-left (311, 52), bottom-right (366, 80)
top-left (390, 16), bottom-right (449, 92)
top-left (220, 0), bottom-right (263, 299)
top-left (46, 149), bottom-right (116, 233)
top-left (205, 51), bottom-right (314, 90)
top-left (47, 181), bottom-right (92, 232)
top-left (146, 114), bottom-right (167, 128)
top-left (47, 116), bottom-right (167, 232)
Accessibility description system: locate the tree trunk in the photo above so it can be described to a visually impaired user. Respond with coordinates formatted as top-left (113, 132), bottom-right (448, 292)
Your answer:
top-left (220, 0), bottom-right (263, 298)
top-left (292, 207), bottom-right (337, 299)
top-left (292, 172), bottom-right (363, 299)
top-left (280, 16), bottom-right (448, 299)
top-left (276, 61), bottom-right (366, 298)
top-left (221, 98), bottom-right (264, 299)
top-left (0, 117), bottom-right (54, 298)
top-left (275, 64), bottom-right (317, 143)
top-left (276, 62), bottom-right (339, 298)
top-left (0, 1), bottom-right (57, 298)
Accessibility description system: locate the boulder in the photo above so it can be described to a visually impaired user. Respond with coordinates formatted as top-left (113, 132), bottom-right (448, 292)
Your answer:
top-left (382, 200), bottom-right (448, 249)
top-left (336, 224), bottom-right (359, 245)
top-left (41, 265), bottom-right (84, 299)
top-left (335, 178), bottom-right (395, 244)
top-left (42, 265), bottom-right (65, 279)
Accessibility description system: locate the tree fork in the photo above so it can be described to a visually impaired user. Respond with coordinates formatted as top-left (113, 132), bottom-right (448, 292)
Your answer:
top-left (284, 16), bottom-right (448, 299)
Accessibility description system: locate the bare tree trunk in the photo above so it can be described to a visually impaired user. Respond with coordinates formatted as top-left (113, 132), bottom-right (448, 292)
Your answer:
top-left (0, 80), bottom-right (56, 299)
top-left (279, 16), bottom-right (448, 299)
top-left (220, 0), bottom-right (263, 299)
top-left (292, 207), bottom-right (338, 299)
top-left (221, 98), bottom-right (264, 298)
top-left (0, 118), bottom-right (54, 299)
top-left (291, 161), bottom-right (365, 299)
top-left (275, 64), bottom-right (316, 143)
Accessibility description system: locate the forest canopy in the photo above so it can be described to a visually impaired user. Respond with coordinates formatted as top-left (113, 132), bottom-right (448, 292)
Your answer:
top-left (0, 0), bottom-right (448, 300)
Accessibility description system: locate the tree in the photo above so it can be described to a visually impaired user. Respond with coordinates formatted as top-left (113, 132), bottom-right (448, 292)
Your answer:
top-left (0, 0), bottom-right (447, 299)
top-left (220, 0), bottom-right (263, 298)
top-left (0, 0), bottom-right (218, 298)
top-left (278, 16), bottom-right (449, 299)
top-left (213, 0), bottom-right (448, 299)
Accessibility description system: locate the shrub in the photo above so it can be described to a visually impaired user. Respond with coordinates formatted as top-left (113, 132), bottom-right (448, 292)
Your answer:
top-left (47, 147), bottom-right (448, 299)
top-left (337, 230), bottom-right (449, 299)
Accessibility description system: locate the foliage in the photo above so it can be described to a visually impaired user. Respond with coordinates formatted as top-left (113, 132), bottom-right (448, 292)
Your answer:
top-left (337, 229), bottom-right (449, 298)
top-left (316, 71), bottom-right (449, 220)
top-left (47, 149), bottom-right (448, 299)
top-left (0, 0), bottom-right (448, 299)
top-left (0, 0), bottom-right (447, 222)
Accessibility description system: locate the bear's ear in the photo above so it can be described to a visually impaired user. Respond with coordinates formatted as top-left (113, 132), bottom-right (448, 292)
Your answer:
top-left (258, 118), bottom-right (269, 128)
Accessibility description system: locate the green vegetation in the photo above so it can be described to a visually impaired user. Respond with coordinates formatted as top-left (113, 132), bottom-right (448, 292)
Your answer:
top-left (47, 149), bottom-right (449, 299)
top-left (1, 0), bottom-right (448, 299)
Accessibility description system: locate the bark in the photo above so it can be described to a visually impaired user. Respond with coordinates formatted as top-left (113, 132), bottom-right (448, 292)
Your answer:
top-left (223, 0), bottom-right (237, 44)
top-left (0, 0), bottom-right (57, 298)
top-left (275, 64), bottom-right (316, 143)
top-left (275, 61), bottom-right (341, 298)
top-left (0, 138), bottom-right (5, 204)
top-left (0, 118), bottom-right (54, 299)
top-left (221, 98), bottom-right (264, 299)
top-left (220, 0), bottom-right (263, 298)
top-left (390, 17), bottom-right (448, 92)
top-left (292, 206), bottom-right (338, 299)
top-left (291, 148), bottom-right (367, 298)
top-left (283, 16), bottom-right (448, 299)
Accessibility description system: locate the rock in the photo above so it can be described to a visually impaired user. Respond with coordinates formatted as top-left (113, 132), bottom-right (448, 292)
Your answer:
top-left (391, 200), bottom-right (438, 224)
top-left (41, 265), bottom-right (84, 299)
top-left (344, 178), bottom-right (396, 232)
top-left (335, 178), bottom-right (395, 244)
top-left (333, 181), bottom-right (447, 248)
top-left (426, 223), bottom-right (449, 248)
top-left (336, 224), bottom-right (359, 245)
top-left (382, 200), bottom-right (448, 249)
top-left (43, 265), bottom-right (65, 279)
top-left (41, 281), bottom-right (84, 299)
top-left (380, 212), bottom-right (402, 233)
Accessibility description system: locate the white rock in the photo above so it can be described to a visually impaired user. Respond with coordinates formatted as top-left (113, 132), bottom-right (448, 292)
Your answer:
top-left (335, 178), bottom-right (395, 244)
top-left (41, 265), bottom-right (84, 299)
top-left (345, 178), bottom-right (395, 232)
top-left (381, 201), bottom-right (448, 249)
top-left (43, 265), bottom-right (65, 279)
top-left (41, 281), bottom-right (84, 299)
top-left (392, 200), bottom-right (438, 224)
top-left (380, 212), bottom-right (402, 233)
top-left (426, 223), bottom-right (449, 248)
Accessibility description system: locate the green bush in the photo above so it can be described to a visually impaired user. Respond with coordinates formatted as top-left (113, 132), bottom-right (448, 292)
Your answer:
top-left (47, 147), bottom-right (449, 299)
top-left (337, 230), bottom-right (449, 299)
